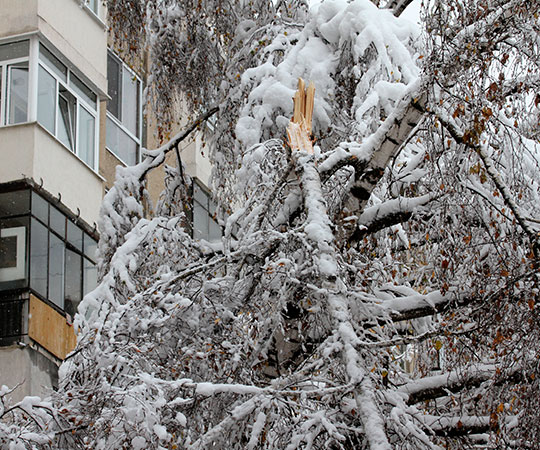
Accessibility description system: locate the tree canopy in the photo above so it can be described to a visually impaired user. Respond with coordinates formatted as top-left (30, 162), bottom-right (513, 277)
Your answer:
top-left (1, 0), bottom-right (539, 449)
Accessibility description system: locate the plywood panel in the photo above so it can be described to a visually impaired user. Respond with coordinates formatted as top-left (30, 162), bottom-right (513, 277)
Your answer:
top-left (28, 295), bottom-right (77, 360)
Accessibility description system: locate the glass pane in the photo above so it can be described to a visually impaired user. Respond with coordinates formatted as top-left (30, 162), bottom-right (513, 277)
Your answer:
top-left (193, 183), bottom-right (209, 208)
top-left (107, 53), bottom-right (121, 119)
top-left (209, 219), bottom-right (222, 242)
top-left (50, 206), bottom-right (65, 238)
top-left (31, 191), bottom-right (48, 224)
top-left (67, 220), bottom-right (83, 251)
top-left (39, 45), bottom-right (67, 82)
top-left (64, 249), bottom-right (81, 317)
top-left (37, 65), bottom-right (56, 134)
top-left (83, 233), bottom-right (98, 262)
top-left (87, 0), bottom-right (98, 13)
top-left (83, 257), bottom-right (97, 296)
top-left (106, 116), bottom-right (138, 165)
top-left (48, 232), bottom-right (64, 308)
top-left (0, 217), bottom-right (28, 290)
top-left (30, 218), bottom-right (48, 298)
top-left (193, 201), bottom-right (209, 240)
top-left (0, 190), bottom-right (30, 217)
top-left (8, 63), bottom-right (28, 124)
top-left (57, 85), bottom-right (76, 151)
top-left (71, 73), bottom-right (96, 109)
top-left (0, 41), bottom-right (29, 61)
top-left (122, 67), bottom-right (139, 136)
top-left (78, 107), bottom-right (95, 168)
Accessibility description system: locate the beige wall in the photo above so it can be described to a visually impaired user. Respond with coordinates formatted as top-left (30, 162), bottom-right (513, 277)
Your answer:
top-left (0, 0), bottom-right (39, 39)
top-left (0, 345), bottom-right (57, 403)
top-left (0, 123), bottom-right (104, 226)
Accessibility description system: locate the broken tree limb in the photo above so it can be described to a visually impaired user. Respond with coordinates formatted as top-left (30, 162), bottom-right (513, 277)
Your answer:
top-left (287, 78), bottom-right (315, 154)
top-left (398, 363), bottom-right (529, 405)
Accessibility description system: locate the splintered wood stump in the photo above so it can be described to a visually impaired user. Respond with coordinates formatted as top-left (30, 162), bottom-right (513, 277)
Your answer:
top-left (287, 78), bottom-right (315, 154)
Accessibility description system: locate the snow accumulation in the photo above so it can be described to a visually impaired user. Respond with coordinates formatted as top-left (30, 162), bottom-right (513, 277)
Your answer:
top-left (236, 0), bottom-right (421, 150)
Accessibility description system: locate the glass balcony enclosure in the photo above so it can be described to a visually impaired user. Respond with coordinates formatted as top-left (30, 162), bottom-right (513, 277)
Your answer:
top-left (0, 187), bottom-right (98, 319)
top-left (0, 37), bottom-right (99, 171)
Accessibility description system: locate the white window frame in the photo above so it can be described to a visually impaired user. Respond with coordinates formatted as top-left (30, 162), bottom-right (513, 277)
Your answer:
top-left (36, 43), bottom-right (99, 170)
top-left (0, 37), bottom-right (99, 171)
top-left (85, 0), bottom-right (99, 16)
top-left (106, 50), bottom-right (143, 166)
top-left (0, 41), bottom-right (30, 126)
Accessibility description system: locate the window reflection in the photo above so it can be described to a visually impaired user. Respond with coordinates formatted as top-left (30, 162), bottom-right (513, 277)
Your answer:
top-left (37, 65), bottom-right (56, 134)
top-left (48, 233), bottom-right (65, 309)
top-left (8, 63), bottom-right (28, 124)
top-left (64, 249), bottom-right (81, 318)
top-left (30, 218), bottom-right (48, 298)
top-left (78, 107), bottom-right (95, 168)
top-left (57, 86), bottom-right (76, 151)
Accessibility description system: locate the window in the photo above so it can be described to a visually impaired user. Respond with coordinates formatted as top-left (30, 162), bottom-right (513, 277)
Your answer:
top-left (0, 191), bottom-right (30, 290)
top-left (37, 44), bottom-right (98, 169)
top-left (87, 0), bottom-right (99, 15)
top-left (191, 181), bottom-right (222, 242)
top-left (106, 51), bottom-right (142, 166)
top-left (0, 40), bottom-right (98, 170)
top-left (0, 188), bottom-right (99, 318)
top-left (0, 40), bottom-right (29, 125)
top-left (0, 226), bottom-right (26, 282)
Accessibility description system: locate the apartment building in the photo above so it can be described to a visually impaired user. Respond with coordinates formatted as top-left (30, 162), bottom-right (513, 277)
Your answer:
top-left (0, 0), bottom-right (217, 402)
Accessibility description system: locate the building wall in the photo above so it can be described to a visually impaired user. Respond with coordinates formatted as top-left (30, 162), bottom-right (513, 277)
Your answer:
top-left (0, 0), bottom-right (107, 95)
top-left (0, 0), bottom-right (107, 402)
top-left (0, 345), bottom-right (58, 403)
top-left (0, 123), bottom-right (104, 227)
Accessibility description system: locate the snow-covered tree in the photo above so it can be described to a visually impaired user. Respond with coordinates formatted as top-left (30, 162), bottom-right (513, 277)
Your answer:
top-left (2, 0), bottom-right (539, 449)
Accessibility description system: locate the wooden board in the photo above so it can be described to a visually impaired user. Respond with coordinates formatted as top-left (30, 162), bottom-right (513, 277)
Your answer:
top-left (28, 295), bottom-right (77, 360)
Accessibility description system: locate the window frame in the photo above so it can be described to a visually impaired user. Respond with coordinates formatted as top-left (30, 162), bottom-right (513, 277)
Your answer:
top-left (37, 44), bottom-right (99, 170)
top-left (0, 41), bottom-right (30, 126)
top-left (105, 49), bottom-right (143, 166)
top-left (190, 179), bottom-right (222, 242)
top-left (86, 0), bottom-right (99, 16)
top-left (0, 187), bottom-right (99, 318)
top-left (0, 38), bottom-right (99, 171)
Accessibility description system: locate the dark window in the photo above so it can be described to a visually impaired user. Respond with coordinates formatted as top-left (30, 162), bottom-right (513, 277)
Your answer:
top-left (106, 51), bottom-right (141, 165)
top-left (0, 190), bottom-right (30, 217)
top-left (83, 232), bottom-right (98, 262)
top-left (0, 40), bottom-right (29, 61)
top-left (0, 299), bottom-right (25, 341)
top-left (31, 191), bottom-right (48, 224)
top-left (192, 182), bottom-right (221, 242)
top-left (0, 189), bottom-right (97, 317)
top-left (50, 206), bottom-right (65, 238)
top-left (67, 220), bottom-right (83, 251)
top-left (83, 257), bottom-right (97, 296)
top-left (30, 218), bottom-right (48, 298)
top-left (107, 53), bottom-right (121, 119)
top-left (0, 217), bottom-right (28, 290)
top-left (64, 249), bottom-right (81, 318)
top-left (48, 233), bottom-right (65, 309)
top-left (0, 235), bottom-right (17, 268)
